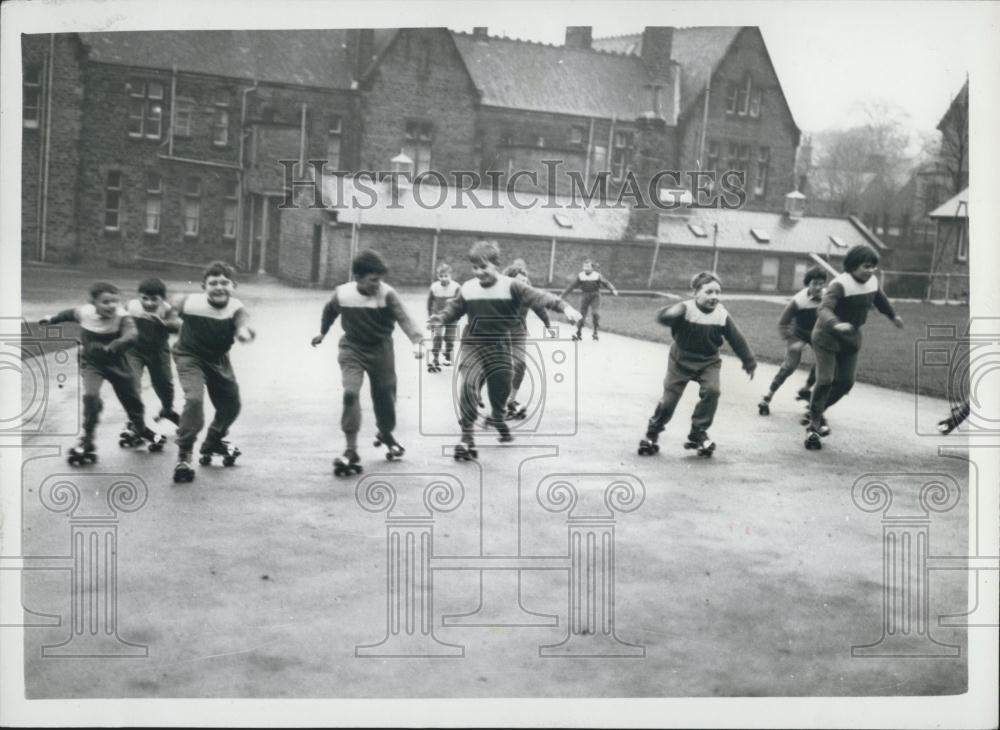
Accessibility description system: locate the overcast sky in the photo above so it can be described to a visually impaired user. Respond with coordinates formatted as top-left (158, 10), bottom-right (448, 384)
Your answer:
top-left (452, 3), bottom-right (981, 139)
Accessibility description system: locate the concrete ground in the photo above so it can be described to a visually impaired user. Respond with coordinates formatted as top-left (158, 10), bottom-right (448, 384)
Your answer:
top-left (16, 271), bottom-right (969, 697)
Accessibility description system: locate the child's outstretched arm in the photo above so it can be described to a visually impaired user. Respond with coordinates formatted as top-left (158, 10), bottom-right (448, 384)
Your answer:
top-left (428, 291), bottom-right (467, 327)
top-left (311, 293), bottom-right (340, 346)
top-left (559, 276), bottom-right (581, 299)
top-left (233, 307), bottom-right (255, 343)
top-left (600, 275), bottom-right (619, 296)
top-left (107, 316), bottom-right (139, 355)
top-left (655, 302), bottom-right (686, 326)
top-left (386, 288), bottom-right (426, 358)
top-left (723, 316), bottom-right (757, 379)
top-left (874, 288), bottom-right (904, 329)
top-left (39, 307), bottom-right (80, 325)
top-left (511, 280), bottom-right (582, 324)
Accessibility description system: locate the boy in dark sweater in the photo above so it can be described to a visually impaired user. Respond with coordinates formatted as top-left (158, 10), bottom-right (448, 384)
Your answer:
top-left (638, 271), bottom-right (756, 457)
top-left (758, 265), bottom-right (826, 417)
top-left (503, 259), bottom-right (553, 420)
top-left (806, 245), bottom-right (903, 449)
top-left (311, 250), bottom-right (424, 475)
top-left (170, 262), bottom-right (255, 482)
top-left (426, 262), bottom-right (461, 371)
top-left (40, 282), bottom-right (155, 464)
top-left (561, 259), bottom-right (618, 341)
top-left (428, 240), bottom-right (581, 460)
top-left (125, 277), bottom-right (181, 425)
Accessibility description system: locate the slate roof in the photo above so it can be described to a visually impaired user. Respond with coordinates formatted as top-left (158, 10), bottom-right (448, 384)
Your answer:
top-left (593, 27), bottom-right (742, 116)
top-left (324, 178), bottom-right (632, 241)
top-left (928, 188), bottom-right (968, 219)
top-left (78, 30), bottom-right (391, 88)
top-left (451, 32), bottom-right (669, 120)
top-left (657, 208), bottom-right (883, 255)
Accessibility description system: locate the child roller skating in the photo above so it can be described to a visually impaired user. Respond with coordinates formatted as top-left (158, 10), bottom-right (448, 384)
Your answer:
top-left (426, 263), bottom-right (460, 375)
top-left (560, 259), bottom-right (618, 342)
top-left (758, 266), bottom-right (827, 417)
top-left (312, 250), bottom-right (424, 478)
top-left (169, 262), bottom-right (255, 484)
top-left (637, 272), bottom-right (756, 457)
top-left (125, 277), bottom-right (182, 426)
top-left (805, 244), bottom-right (903, 451)
top-left (428, 240), bottom-right (581, 459)
top-left (40, 282), bottom-right (153, 469)
top-left (503, 259), bottom-right (552, 422)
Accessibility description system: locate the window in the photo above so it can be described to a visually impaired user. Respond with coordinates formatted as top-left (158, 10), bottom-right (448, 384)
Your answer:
top-left (174, 97), bottom-right (194, 137)
top-left (761, 257), bottom-right (780, 291)
top-left (591, 144), bottom-right (608, 173)
top-left (403, 120), bottom-right (433, 176)
top-left (325, 115), bottom-right (342, 171)
top-left (127, 80), bottom-right (164, 139)
top-left (570, 126), bottom-right (585, 146)
top-left (749, 87), bottom-right (762, 118)
top-left (706, 140), bottom-right (720, 172)
top-left (182, 176), bottom-right (201, 237)
top-left (736, 75), bottom-right (751, 116)
top-left (535, 135), bottom-right (546, 148)
top-left (104, 171), bottom-right (122, 229)
top-left (956, 223), bottom-right (968, 263)
top-left (612, 131), bottom-right (633, 179)
top-left (223, 179), bottom-right (238, 239)
top-left (829, 235), bottom-right (848, 250)
top-left (213, 109), bottom-right (230, 146)
top-left (499, 131), bottom-right (514, 146)
top-left (754, 146), bottom-right (770, 198)
top-left (725, 83), bottom-right (738, 115)
top-left (144, 172), bottom-right (162, 234)
top-left (24, 65), bottom-right (41, 129)
top-left (727, 142), bottom-right (751, 185)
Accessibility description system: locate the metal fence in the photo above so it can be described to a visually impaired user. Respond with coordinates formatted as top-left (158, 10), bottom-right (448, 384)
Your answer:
top-left (880, 269), bottom-right (969, 303)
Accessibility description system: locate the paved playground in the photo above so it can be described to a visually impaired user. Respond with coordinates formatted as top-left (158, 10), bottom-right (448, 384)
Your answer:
top-left (16, 269), bottom-right (969, 698)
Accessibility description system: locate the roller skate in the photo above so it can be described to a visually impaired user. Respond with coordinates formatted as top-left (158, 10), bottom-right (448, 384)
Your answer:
top-left (427, 356), bottom-right (441, 374)
top-left (684, 429), bottom-right (716, 458)
top-left (198, 438), bottom-right (241, 467)
top-left (156, 407), bottom-right (180, 426)
top-left (571, 330), bottom-right (582, 342)
top-left (592, 332), bottom-right (599, 341)
top-left (795, 387), bottom-right (812, 402)
top-left (637, 432), bottom-right (660, 456)
top-left (804, 427), bottom-right (823, 450)
top-left (333, 448), bottom-right (363, 477)
top-left (442, 353), bottom-right (453, 367)
top-left (505, 400), bottom-right (527, 420)
top-left (173, 452), bottom-right (195, 483)
top-left (453, 438), bottom-right (478, 462)
top-left (67, 436), bottom-right (98, 466)
top-left (758, 394), bottom-right (771, 416)
top-left (373, 431), bottom-right (405, 461)
top-left (816, 416), bottom-right (831, 437)
top-left (484, 416), bottom-right (514, 443)
top-left (118, 422), bottom-right (144, 448)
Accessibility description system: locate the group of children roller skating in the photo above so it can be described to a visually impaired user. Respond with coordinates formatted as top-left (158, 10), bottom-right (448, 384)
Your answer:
top-left (48, 239), bottom-right (906, 482)
top-left (42, 262), bottom-right (254, 482)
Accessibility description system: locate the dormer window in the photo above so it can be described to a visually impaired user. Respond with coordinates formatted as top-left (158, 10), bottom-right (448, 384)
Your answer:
top-left (751, 228), bottom-right (770, 243)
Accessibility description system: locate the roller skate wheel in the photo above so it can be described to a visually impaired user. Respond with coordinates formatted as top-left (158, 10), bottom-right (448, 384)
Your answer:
top-left (222, 456), bottom-right (236, 467)
top-left (804, 433), bottom-right (822, 450)
top-left (799, 415), bottom-right (810, 426)
top-left (758, 403), bottom-right (769, 416)
top-left (199, 454), bottom-right (212, 466)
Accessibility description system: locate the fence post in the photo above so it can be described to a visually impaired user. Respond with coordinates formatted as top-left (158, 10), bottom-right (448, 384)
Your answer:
top-left (647, 238), bottom-right (661, 290)
top-left (944, 273), bottom-right (951, 303)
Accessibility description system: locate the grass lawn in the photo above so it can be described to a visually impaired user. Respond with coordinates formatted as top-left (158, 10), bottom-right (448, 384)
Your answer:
top-left (575, 294), bottom-right (969, 400)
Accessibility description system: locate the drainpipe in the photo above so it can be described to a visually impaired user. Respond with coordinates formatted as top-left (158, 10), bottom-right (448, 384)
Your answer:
top-left (583, 118), bottom-right (594, 181)
top-left (237, 80), bottom-right (258, 269)
top-left (168, 64), bottom-right (176, 156)
top-left (39, 34), bottom-right (56, 261)
top-left (606, 114), bottom-right (616, 175)
top-left (299, 102), bottom-right (307, 175)
top-left (697, 77), bottom-right (711, 171)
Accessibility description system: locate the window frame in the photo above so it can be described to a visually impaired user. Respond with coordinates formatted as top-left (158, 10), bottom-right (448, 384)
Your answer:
top-left (212, 108), bottom-right (230, 147)
top-left (173, 96), bottom-right (195, 137)
top-left (222, 178), bottom-right (238, 240)
top-left (23, 65), bottom-right (42, 129)
top-left (753, 146), bottom-right (770, 198)
top-left (144, 171), bottom-right (163, 234)
top-left (611, 130), bottom-right (633, 180)
top-left (182, 176), bottom-right (201, 238)
top-left (104, 170), bottom-right (123, 231)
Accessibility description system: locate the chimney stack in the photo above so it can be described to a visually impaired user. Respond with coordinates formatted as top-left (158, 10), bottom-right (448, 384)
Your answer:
top-left (565, 26), bottom-right (593, 49)
top-left (641, 26), bottom-right (674, 82)
top-left (473, 27), bottom-right (488, 41)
